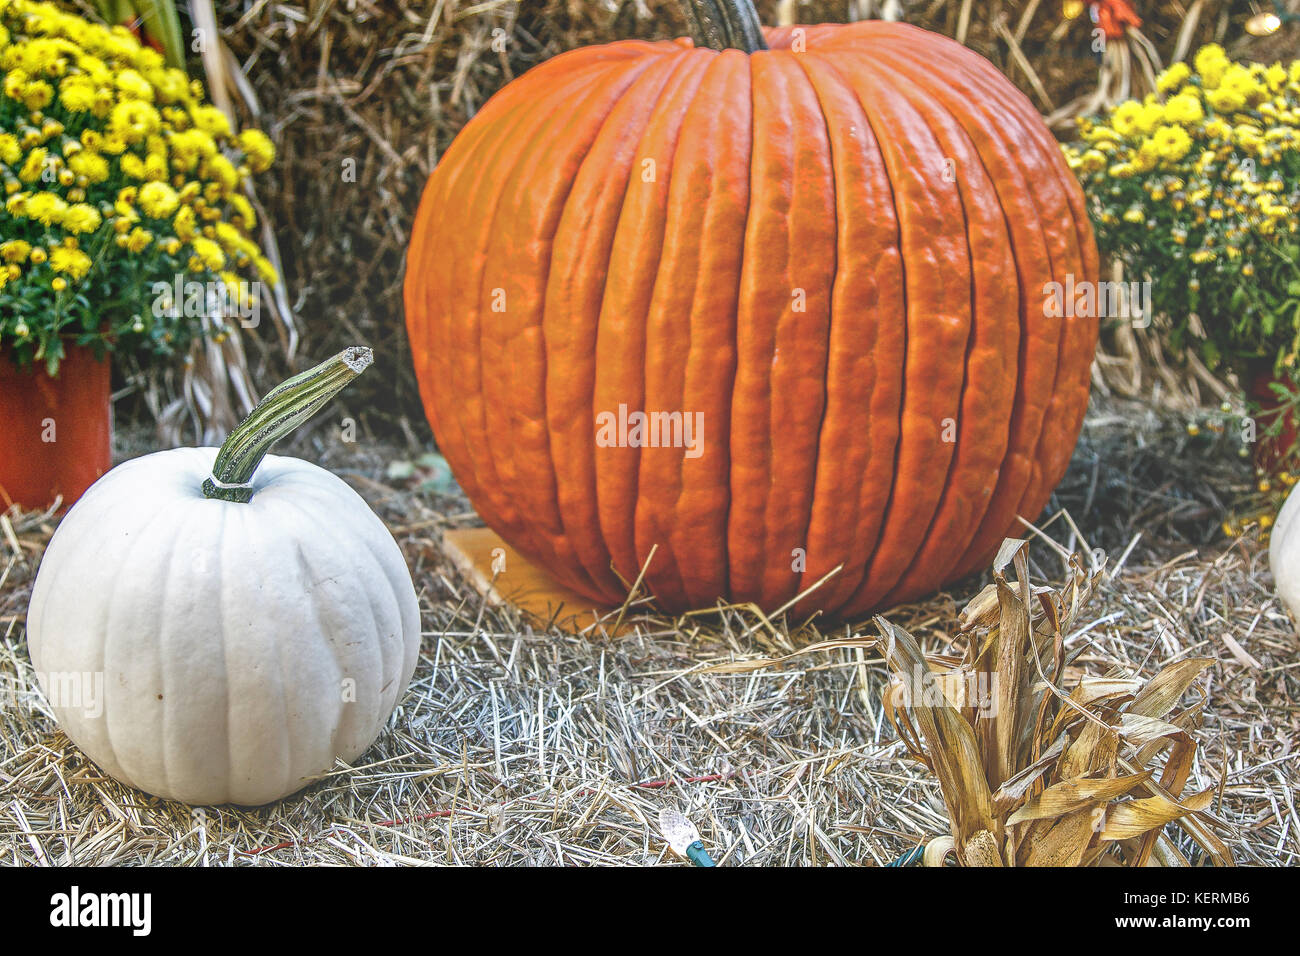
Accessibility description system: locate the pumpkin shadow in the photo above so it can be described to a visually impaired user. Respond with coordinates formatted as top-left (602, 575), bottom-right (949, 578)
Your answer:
top-left (1050, 393), bottom-right (1253, 559)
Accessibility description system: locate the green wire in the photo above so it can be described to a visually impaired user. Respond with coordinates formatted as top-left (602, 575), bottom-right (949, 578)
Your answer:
top-left (885, 845), bottom-right (925, 867)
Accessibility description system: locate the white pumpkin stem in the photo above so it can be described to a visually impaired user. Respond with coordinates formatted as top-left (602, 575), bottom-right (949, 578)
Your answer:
top-left (203, 346), bottom-right (373, 502)
top-left (681, 0), bottom-right (768, 52)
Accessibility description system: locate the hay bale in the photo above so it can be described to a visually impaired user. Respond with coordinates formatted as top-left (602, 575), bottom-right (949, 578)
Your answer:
top-left (216, 0), bottom-right (1241, 439)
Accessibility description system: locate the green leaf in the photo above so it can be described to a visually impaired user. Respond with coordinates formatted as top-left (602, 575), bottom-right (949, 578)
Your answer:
top-left (43, 337), bottom-right (65, 378)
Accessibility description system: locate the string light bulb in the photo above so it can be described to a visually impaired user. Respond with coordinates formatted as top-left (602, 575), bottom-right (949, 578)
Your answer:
top-left (658, 808), bottom-right (715, 867)
top-left (1246, 11), bottom-right (1283, 36)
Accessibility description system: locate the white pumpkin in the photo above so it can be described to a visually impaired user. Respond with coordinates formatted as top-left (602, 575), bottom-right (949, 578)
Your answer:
top-left (1270, 483), bottom-right (1300, 624)
top-left (26, 348), bottom-right (421, 805)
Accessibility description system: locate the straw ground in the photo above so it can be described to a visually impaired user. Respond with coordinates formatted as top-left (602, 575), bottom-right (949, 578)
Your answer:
top-left (1, 391), bottom-right (1296, 865)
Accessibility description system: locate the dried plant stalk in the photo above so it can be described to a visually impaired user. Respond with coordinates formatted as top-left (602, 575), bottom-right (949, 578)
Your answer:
top-left (880, 537), bottom-right (1232, 866)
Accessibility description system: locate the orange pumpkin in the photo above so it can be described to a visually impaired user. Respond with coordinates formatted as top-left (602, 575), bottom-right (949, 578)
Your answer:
top-left (404, 3), bottom-right (1098, 618)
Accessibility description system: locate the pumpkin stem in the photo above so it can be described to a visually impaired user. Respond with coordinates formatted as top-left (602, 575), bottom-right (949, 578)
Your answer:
top-left (680, 0), bottom-right (767, 52)
top-left (202, 346), bottom-right (373, 503)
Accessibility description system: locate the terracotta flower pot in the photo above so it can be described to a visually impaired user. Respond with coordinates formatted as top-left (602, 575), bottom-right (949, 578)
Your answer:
top-left (1246, 360), bottom-right (1299, 474)
top-left (0, 346), bottom-right (112, 510)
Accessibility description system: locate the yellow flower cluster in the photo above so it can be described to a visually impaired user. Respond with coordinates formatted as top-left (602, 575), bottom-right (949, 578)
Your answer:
top-left (0, 0), bottom-right (278, 368)
top-left (1067, 45), bottom-right (1299, 248)
top-left (1064, 44), bottom-right (1300, 376)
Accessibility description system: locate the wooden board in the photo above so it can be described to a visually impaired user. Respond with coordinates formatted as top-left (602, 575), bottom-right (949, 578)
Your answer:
top-left (442, 527), bottom-right (629, 635)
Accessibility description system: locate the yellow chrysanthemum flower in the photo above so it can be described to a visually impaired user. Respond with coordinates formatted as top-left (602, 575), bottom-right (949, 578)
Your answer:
top-left (1156, 62), bottom-right (1191, 94)
top-left (167, 127), bottom-right (218, 170)
top-left (115, 68), bottom-right (154, 102)
top-left (214, 220), bottom-right (244, 251)
top-left (119, 152), bottom-right (146, 180)
top-left (173, 204), bottom-right (197, 241)
top-left (1207, 84), bottom-right (1246, 113)
top-left (1131, 138), bottom-right (1159, 172)
top-left (1163, 92), bottom-right (1204, 126)
top-left (124, 226), bottom-right (153, 254)
top-left (23, 190), bottom-right (67, 225)
top-left (67, 149), bottom-right (109, 183)
top-left (1074, 148), bottom-right (1106, 174)
top-left (137, 180), bottom-right (179, 218)
top-left (203, 153), bottom-right (238, 194)
top-left (0, 239), bottom-right (32, 263)
top-left (49, 245), bottom-right (91, 279)
top-left (1194, 43), bottom-right (1229, 89)
top-left (236, 128), bottom-right (274, 173)
top-left (151, 67), bottom-right (189, 104)
top-left (227, 192), bottom-right (256, 227)
top-left (22, 79), bottom-right (53, 110)
top-left (0, 131), bottom-right (19, 164)
top-left (99, 132), bottom-right (128, 155)
top-left (1239, 126), bottom-right (1266, 148)
top-left (1152, 125), bottom-right (1193, 162)
top-left (251, 253), bottom-right (278, 287)
top-left (189, 235), bottom-right (226, 271)
top-left (17, 146), bottom-right (47, 183)
top-left (61, 202), bottom-right (101, 234)
top-left (190, 105), bottom-right (231, 139)
top-left (108, 99), bottom-right (161, 142)
top-left (57, 74), bottom-right (96, 112)
top-left (1203, 118), bottom-right (1232, 142)
top-left (1111, 100), bottom-right (1147, 138)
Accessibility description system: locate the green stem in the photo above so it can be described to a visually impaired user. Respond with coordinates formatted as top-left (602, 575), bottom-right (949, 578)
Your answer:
top-left (679, 0), bottom-right (767, 52)
top-left (202, 346), bottom-right (372, 502)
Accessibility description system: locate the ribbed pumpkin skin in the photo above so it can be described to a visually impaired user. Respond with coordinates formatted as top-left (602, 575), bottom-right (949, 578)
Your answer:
top-left (404, 21), bottom-right (1099, 618)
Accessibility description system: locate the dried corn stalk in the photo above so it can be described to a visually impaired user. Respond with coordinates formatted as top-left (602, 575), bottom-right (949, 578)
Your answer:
top-left (880, 538), bottom-right (1232, 866)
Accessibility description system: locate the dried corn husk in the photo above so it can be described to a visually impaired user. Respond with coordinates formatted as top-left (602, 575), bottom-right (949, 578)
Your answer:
top-left (880, 538), bottom-right (1231, 866)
